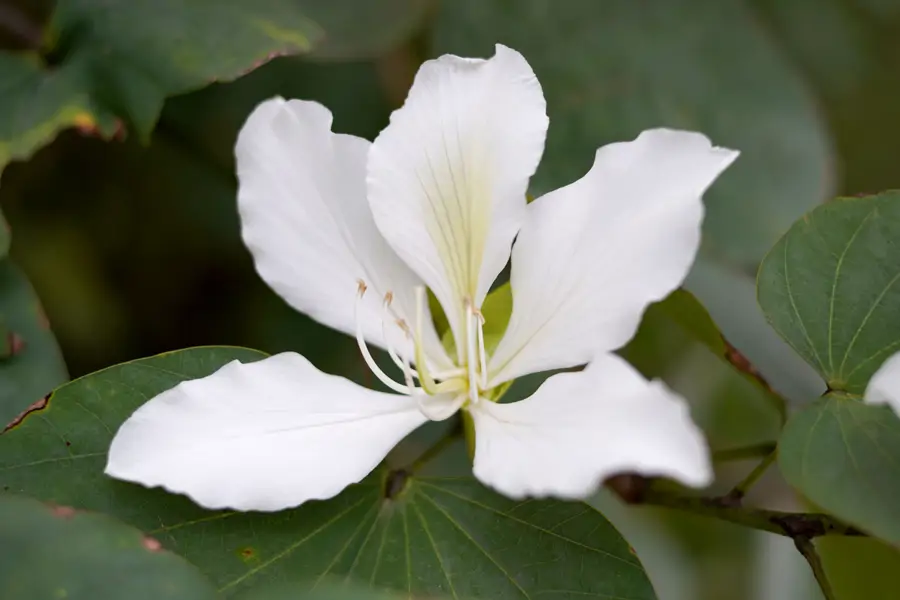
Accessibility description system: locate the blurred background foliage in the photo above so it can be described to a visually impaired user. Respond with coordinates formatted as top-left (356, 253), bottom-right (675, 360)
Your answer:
top-left (2, 0), bottom-right (900, 598)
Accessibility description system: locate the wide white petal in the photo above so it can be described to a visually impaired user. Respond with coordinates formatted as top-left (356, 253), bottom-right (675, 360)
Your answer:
top-left (489, 129), bottom-right (738, 384)
top-left (367, 44), bottom-right (548, 352)
top-left (106, 353), bottom-right (428, 512)
top-left (470, 353), bottom-right (712, 499)
top-left (236, 98), bottom-right (449, 367)
top-left (865, 352), bottom-right (900, 414)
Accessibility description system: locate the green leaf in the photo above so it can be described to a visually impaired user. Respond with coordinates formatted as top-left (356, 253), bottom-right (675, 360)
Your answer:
top-left (0, 493), bottom-right (218, 600)
top-left (0, 52), bottom-right (116, 170)
top-left (0, 348), bottom-right (657, 599)
top-left (0, 260), bottom-right (67, 426)
top-left (752, 0), bottom-right (900, 195)
top-left (686, 258), bottom-right (824, 406)
top-left (816, 536), bottom-right (900, 600)
top-left (432, 0), bottom-right (833, 267)
top-left (0, 0), bottom-right (323, 169)
top-left (622, 290), bottom-right (783, 448)
top-left (642, 289), bottom-right (727, 355)
top-left (235, 581), bottom-right (426, 600)
top-left (757, 192), bottom-right (900, 394)
top-left (303, 0), bottom-right (432, 61)
top-left (778, 394), bottom-right (900, 546)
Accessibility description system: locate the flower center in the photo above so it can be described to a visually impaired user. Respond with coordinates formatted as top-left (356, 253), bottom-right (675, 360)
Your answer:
top-left (354, 280), bottom-right (488, 419)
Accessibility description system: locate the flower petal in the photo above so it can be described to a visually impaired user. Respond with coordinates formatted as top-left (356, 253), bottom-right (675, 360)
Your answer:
top-left (470, 353), bottom-right (712, 499)
top-left (865, 352), bottom-right (900, 414)
top-left (236, 97), bottom-right (449, 367)
top-left (106, 353), bottom-right (427, 511)
top-left (489, 129), bottom-right (739, 384)
top-left (367, 44), bottom-right (548, 350)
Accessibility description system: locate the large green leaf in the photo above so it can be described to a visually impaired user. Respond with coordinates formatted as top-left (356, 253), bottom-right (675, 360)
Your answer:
top-left (779, 394), bottom-right (900, 546)
top-left (432, 0), bottom-right (833, 267)
top-left (0, 493), bottom-right (218, 600)
top-left (0, 0), bottom-right (425, 169)
top-left (752, 0), bottom-right (900, 196)
top-left (235, 581), bottom-right (436, 600)
top-left (0, 260), bottom-right (67, 426)
top-left (303, 0), bottom-right (433, 61)
top-left (757, 192), bottom-right (900, 394)
top-left (0, 52), bottom-right (113, 170)
top-left (816, 536), bottom-right (900, 600)
top-left (0, 347), bottom-right (657, 599)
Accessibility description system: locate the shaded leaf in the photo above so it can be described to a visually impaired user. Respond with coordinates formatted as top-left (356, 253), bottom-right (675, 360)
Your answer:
top-left (0, 260), bottom-right (67, 426)
top-left (622, 290), bottom-right (783, 449)
top-left (686, 259), bottom-right (824, 406)
top-left (816, 536), bottom-right (900, 600)
top-left (303, 0), bottom-right (433, 61)
top-left (757, 192), bottom-right (900, 394)
top-left (0, 0), bottom-right (323, 168)
top-left (779, 394), bottom-right (900, 546)
top-left (0, 493), bottom-right (218, 600)
top-left (432, 0), bottom-right (833, 267)
top-left (752, 0), bottom-right (900, 195)
top-left (0, 52), bottom-right (117, 169)
top-left (234, 580), bottom-right (428, 600)
top-left (0, 347), bottom-right (657, 599)
top-left (0, 207), bottom-right (9, 257)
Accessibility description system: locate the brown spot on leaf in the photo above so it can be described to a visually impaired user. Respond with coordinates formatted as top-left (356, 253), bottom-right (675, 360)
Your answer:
top-left (51, 505), bottom-right (76, 519)
top-left (142, 537), bottom-right (162, 552)
top-left (8, 333), bottom-right (25, 355)
top-left (239, 547), bottom-right (256, 560)
top-left (3, 393), bottom-right (51, 433)
top-left (74, 115), bottom-right (126, 142)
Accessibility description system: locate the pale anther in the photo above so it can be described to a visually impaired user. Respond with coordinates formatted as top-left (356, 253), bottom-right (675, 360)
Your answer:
top-left (381, 292), bottom-right (419, 382)
top-left (353, 280), bottom-right (411, 395)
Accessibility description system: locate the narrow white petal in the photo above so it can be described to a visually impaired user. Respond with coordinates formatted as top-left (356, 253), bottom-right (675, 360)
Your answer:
top-left (489, 129), bottom-right (738, 383)
top-left (367, 44), bottom-right (548, 349)
top-left (471, 353), bottom-right (712, 499)
top-left (106, 353), bottom-right (427, 511)
top-left (236, 98), bottom-right (449, 367)
top-left (865, 352), bottom-right (900, 414)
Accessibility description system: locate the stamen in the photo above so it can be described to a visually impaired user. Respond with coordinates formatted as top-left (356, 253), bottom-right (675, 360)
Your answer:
top-left (474, 308), bottom-right (488, 389)
top-left (381, 293), bottom-right (420, 383)
top-left (431, 367), bottom-right (466, 379)
top-left (355, 281), bottom-right (413, 395)
top-left (465, 300), bottom-right (479, 406)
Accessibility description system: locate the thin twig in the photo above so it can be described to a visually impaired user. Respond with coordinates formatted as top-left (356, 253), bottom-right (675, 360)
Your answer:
top-left (713, 442), bottom-right (777, 462)
top-left (722, 450), bottom-right (778, 505)
top-left (609, 475), bottom-right (865, 540)
top-left (794, 537), bottom-right (838, 600)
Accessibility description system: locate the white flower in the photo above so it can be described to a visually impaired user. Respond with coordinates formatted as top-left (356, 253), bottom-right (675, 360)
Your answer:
top-left (863, 352), bottom-right (900, 412)
top-left (106, 45), bottom-right (739, 512)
